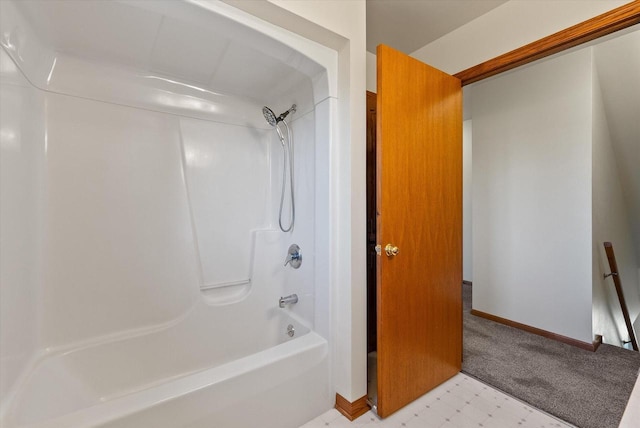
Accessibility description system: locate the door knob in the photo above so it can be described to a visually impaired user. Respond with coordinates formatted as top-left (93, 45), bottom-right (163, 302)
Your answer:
top-left (385, 244), bottom-right (399, 257)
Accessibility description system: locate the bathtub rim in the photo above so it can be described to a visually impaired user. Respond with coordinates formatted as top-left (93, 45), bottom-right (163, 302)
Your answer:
top-left (2, 330), bottom-right (327, 428)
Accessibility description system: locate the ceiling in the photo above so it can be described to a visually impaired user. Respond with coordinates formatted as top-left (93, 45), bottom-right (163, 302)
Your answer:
top-left (366, 0), bottom-right (508, 54)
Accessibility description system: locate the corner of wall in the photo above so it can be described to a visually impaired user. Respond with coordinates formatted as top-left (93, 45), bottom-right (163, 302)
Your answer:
top-left (366, 51), bottom-right (376, 93)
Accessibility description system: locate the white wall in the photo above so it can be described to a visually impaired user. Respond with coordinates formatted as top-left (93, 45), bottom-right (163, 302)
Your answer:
top-left (592, 61), bottom-right (640, 345)
top-left (472, 48), bottom-right (594, 343)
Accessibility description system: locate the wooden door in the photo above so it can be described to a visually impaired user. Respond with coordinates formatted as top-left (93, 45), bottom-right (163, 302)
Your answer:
top-left (376, 44), bottom-right (462, 418)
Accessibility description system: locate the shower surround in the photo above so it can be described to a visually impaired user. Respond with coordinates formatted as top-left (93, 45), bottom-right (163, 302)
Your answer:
top-left (0, 1), bottom-right (336, 427)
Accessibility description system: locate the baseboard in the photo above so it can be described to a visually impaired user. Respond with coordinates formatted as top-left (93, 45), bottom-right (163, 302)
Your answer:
top-left (470, 309), bottom-right (602, 352)
top-left (462, 280), bottom-right (473, 286)
top-left (335, 393), bottom-right (369, 421)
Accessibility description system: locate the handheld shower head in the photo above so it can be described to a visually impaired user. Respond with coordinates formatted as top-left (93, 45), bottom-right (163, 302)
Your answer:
top-left (261, 104), bottom-right (297, 232)
top-left (262, 106), bottom-right (278, 127)
top-left (262, 104), bottom-right (297, 127)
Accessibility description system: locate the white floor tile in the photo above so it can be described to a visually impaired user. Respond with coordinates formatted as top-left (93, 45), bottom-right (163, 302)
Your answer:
top-left (352, 411), bottom-right (382, 426)
top-left (298, 373), bottom-right (573, 428)
top-left (298, 415), bottom-right (327, 428)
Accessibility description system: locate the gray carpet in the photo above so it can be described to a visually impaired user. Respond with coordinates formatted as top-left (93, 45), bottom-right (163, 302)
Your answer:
top-left (462, 283), bottom-right (640, 428)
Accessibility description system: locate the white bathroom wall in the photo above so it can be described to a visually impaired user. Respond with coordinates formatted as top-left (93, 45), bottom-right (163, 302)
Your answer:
top-left (471, 48), bottom-right (594, 343)
top-left (0, 49), bottom-right (45, 408)
top-left (591, 57), bottom-right (640, 345)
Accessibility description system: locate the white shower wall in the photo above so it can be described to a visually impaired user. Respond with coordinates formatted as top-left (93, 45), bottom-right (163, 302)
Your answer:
top-left (182, 110), bottom-right (316, 296)
top-left (42, 92), bottom-right (201, 348)
top-left (0, 48), bottom-right (45, 406)
top-left (182, 120), bottom-right (270, 290)
top-left (1, 68), bottom-right (319, 342)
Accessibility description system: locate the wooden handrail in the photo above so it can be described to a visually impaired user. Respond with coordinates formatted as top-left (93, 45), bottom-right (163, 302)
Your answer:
top-left (603, 242), bottom-right (639, 351)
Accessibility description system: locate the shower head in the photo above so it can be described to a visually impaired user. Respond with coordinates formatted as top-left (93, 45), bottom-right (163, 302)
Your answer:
top-left (262, 106), bottom-right (278, 127)
top-left (262, 104), bottom-right (297, 127)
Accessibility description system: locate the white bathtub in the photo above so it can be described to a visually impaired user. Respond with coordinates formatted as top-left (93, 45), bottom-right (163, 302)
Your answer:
top-left (3, 311), bottom-right (329, 428)
top-left (0, 0), bottom-right (335, 427)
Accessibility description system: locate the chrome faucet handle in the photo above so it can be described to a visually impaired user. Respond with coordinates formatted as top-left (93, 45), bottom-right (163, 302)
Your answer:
top-left (284, 244), bottom-right (302, 268)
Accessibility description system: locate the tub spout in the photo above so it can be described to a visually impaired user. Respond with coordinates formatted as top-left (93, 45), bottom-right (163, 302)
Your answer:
top-left (279, 294), bottom-right (298, 308)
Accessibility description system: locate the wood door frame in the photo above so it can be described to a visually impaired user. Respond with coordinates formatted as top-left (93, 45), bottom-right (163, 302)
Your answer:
top-left (454, 1), bottom-right (640, 85)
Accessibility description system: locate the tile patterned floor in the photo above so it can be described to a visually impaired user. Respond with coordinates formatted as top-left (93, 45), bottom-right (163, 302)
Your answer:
top-left (299, 374), bottom-right (573, 428)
